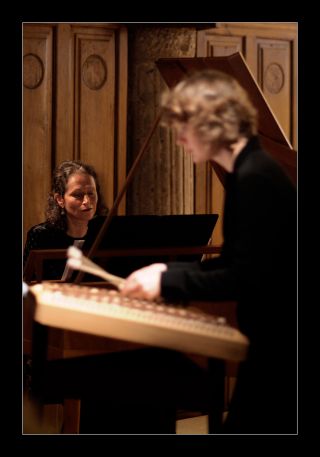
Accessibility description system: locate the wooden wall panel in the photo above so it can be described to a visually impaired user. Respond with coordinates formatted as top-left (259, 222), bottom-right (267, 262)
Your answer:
top-left (23, 25), bottom-right (53, 242)
top-left (257, 39), bottom-right (292, 142)
top-left (55, 24), bottom-right (128, 215)
top-left (75, 29), bottom-right (116, 208)
top-left (55, 24), bottom-right (75, 165)
top-left (199, 33), bottom-right (243, 58)
top-left (116, 27), bottom-right (128, 216)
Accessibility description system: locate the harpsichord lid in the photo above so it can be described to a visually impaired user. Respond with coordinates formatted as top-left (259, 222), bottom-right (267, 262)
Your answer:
top-left (156, 52), bottom-right (296, 185)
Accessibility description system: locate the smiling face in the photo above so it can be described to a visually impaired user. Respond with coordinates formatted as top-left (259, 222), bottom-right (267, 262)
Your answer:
top-left (56, 172), bottom-right (98, 223)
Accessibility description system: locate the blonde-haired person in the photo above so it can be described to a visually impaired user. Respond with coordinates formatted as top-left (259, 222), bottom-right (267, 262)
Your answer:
top-left (121, 70), bottom-right (297, 434)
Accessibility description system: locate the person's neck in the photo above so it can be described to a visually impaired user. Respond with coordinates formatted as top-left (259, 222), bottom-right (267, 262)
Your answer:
top-left (212, 137), bottom-right (248, 172)
top-left (66, 218), bottom-right (88, 238)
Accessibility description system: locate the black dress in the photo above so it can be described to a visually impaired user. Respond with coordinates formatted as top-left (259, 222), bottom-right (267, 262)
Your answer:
top-left (23, 216), bottom-right (106, 280)
top-left (161, 136), bottom-right (297, 433)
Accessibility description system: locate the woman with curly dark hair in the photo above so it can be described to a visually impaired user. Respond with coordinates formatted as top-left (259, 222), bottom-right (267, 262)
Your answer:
top-left (23, 160), bottom-right (108, 280)
top-left (24, 160), bottom-right (195, 434)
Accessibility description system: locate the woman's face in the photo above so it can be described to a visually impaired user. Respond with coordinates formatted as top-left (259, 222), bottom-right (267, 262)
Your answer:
top-left (59, 172), bottom-right (98, 223)
top-left (175, 123), bottom-right (213, 164)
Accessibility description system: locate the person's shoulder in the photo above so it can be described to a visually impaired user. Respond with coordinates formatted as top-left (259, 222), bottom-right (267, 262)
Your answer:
top-left (26, 221), bottom-right (65, 243)
top-left (27, 221), bottom-right (56, 235)
top-left (237, 140), bottom-right (296, 198)
top-left (26, 221), bottom-right (67, 252)
top-left (239, 137), bottom-right (282, 175)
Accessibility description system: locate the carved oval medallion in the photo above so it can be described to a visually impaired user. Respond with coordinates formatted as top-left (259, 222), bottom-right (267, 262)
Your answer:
top-left (23, 53), bottom-right (44, 89)
top-left (264, 63), bottom-right (284, 94)
top-left (82, 54), bottom-right (107, 90)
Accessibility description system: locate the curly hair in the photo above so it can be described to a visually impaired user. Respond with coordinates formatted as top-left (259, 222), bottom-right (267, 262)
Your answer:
top-left (46, 160), bottom-right (108, 230)
top-left (160, 69), bottom-right (258, 147)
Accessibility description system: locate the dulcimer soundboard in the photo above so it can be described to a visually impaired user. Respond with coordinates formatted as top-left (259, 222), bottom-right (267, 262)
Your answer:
top-left (30, 282), bottom-right (249, 362)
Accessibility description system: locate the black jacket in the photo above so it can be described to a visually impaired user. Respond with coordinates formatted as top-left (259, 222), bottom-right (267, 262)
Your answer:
top-left (161, 136), bottom-right (297, 346)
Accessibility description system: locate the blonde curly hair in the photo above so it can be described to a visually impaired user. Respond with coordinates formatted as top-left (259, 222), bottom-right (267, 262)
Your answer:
top-left (160, 69), bottom-right (258, 147)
